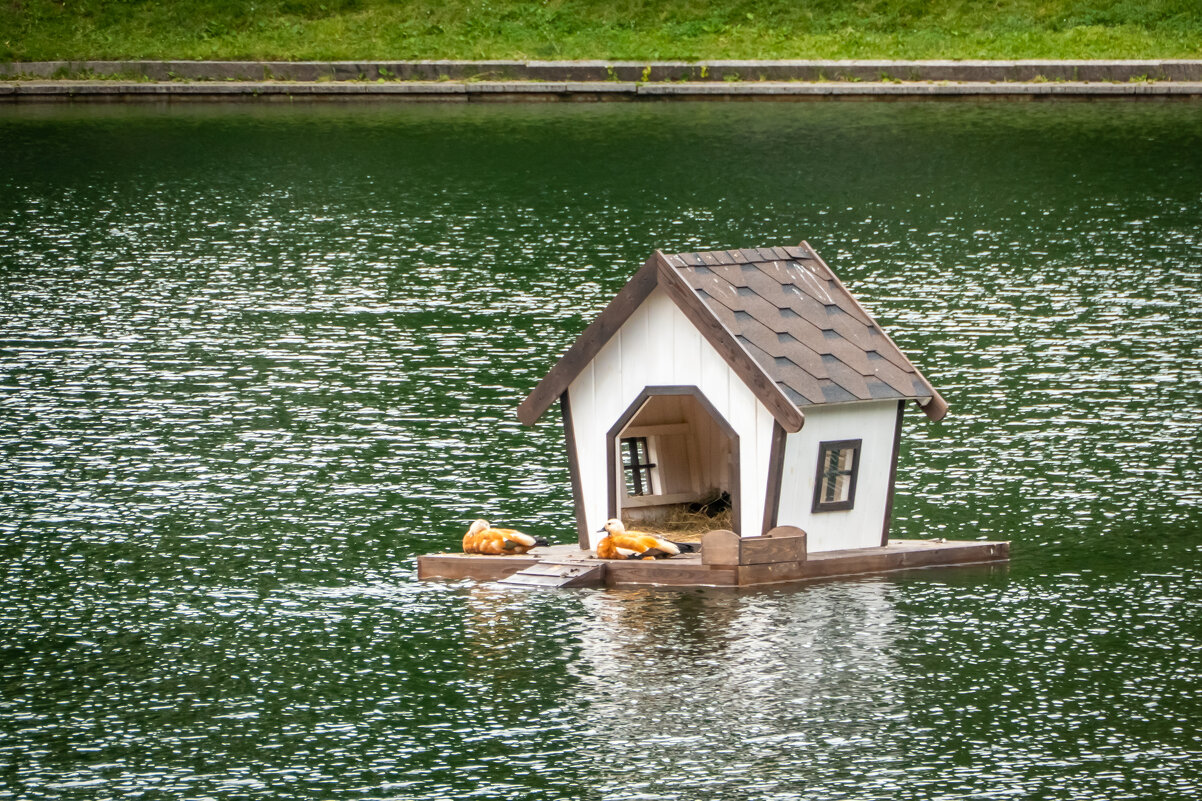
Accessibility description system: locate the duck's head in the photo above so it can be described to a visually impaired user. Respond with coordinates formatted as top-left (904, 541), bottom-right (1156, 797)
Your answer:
top-left (597, 518), bottom-right (625, 537)
top-left (467, 519), bottom-right (491, 536)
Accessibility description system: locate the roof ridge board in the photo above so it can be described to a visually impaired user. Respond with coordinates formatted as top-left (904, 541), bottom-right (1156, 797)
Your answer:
top-left (801, 242), bottom-right (946, 420)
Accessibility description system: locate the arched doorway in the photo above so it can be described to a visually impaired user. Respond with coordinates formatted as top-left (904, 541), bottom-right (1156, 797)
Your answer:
top-left (605, 386), bottom-right (741, 535)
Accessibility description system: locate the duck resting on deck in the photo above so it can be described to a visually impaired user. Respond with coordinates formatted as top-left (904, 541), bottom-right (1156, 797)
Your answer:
top-left (463, 519), bottom-right (547, 555)
top-left (595, 519), bottom-right (700, 560)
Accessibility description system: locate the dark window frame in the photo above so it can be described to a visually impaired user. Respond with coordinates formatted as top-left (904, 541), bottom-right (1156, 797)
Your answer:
top-left (811, 439), bottom-right (862, 513)
top-left (621, 436), bottom-right (657, 496)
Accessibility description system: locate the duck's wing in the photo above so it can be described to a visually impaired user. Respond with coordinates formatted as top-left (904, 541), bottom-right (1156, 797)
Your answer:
top-left (494, 529), bottom-right (537, 548)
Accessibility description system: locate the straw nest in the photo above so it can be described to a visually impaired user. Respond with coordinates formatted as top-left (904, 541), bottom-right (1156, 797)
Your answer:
top-left (621, 506), bottom-right (733, 543)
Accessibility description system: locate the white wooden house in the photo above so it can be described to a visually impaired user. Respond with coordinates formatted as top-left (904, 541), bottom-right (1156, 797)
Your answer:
top-left (517, 243), bottom-right (947, 553)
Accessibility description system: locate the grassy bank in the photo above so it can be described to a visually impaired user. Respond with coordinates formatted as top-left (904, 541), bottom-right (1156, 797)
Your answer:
top-left (3, 0), bottom-right (1201, 63)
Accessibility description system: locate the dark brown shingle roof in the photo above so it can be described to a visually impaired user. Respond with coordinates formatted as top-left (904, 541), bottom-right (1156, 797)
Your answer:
top-left (517, 243), bottom-right (947, 430)
top-left (661, 244), bottom-right (942, 412)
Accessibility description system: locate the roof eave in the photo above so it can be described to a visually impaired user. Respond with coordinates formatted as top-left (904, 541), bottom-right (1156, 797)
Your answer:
top-left (918, 393), bottom-right (949, 422)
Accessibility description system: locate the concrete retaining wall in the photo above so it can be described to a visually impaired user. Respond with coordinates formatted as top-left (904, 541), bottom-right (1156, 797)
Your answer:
top-left (4, 79), bottom-right (1201, 103)
top-left (4, 60), bottom-right (1202, 102)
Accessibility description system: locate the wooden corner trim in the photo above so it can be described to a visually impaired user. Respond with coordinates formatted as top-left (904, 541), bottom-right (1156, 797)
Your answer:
top-left (516, 255), bottom-right (661, 426)
top-left (559, 391), bottom-right (590, 549)
top-left (761, 421), bottom-right (787, 534)
top-left (881, 400), bottom-right (906, 546)
top-left (653, 251), bottom-right (805, 434)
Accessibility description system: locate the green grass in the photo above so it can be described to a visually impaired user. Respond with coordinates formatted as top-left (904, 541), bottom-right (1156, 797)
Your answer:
top-left (3, 0), bottom-right (1200, 62)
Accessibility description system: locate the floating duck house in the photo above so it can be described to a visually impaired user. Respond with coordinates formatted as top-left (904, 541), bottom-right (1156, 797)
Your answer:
top-left (517, 243), bottom-right (950, 554)
top-left (417, 243), bottom-right (1008, 589)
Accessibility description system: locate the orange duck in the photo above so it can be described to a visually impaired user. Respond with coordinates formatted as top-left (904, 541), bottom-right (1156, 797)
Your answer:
top-left (463, 519), bottom-right (547, 555)
top-left (595, 519), bottom-right (698, 560)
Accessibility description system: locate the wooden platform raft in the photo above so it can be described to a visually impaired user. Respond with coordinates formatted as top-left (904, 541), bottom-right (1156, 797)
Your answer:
top-left (417, 528), bottom-right (1009, 590)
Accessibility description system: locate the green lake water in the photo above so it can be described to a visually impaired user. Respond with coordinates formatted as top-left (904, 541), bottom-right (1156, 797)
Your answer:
top-left (1, 100), bottom-right (1200, 800)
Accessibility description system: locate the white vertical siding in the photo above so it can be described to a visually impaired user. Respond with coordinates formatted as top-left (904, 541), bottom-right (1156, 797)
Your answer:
top-left (566, 287), bottom-right (774, 548)
top-left (776, 400), bottom-right (901, 553)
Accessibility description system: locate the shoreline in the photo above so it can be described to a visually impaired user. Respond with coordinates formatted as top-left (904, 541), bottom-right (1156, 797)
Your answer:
top-left (4, 60), bottom-right (1202, 102)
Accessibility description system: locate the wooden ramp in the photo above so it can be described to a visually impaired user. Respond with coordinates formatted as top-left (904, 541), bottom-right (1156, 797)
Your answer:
top-left (497, 560), bottom-right (607, 589)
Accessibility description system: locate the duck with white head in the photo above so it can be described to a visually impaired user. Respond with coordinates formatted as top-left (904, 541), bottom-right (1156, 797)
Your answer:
top-left (595, 518), bottom-right (699, 560)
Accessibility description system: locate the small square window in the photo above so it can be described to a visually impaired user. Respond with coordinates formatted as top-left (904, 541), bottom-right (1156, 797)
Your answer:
top-left (812, 439), bottom-right (861, 512)
top-left (621, 436), bottom-right (657, 496)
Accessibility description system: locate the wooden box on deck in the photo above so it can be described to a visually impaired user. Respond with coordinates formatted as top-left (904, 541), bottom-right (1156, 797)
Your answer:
top-left (701, 526), bottom-right (807, 566)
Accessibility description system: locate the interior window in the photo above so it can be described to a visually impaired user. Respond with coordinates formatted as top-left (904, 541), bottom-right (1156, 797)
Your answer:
top-left (621, 436), bottom-right (657, 496)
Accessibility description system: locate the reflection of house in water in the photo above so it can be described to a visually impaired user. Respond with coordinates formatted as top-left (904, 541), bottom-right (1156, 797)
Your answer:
top-left (571, 582), bottom-right (907, 796)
